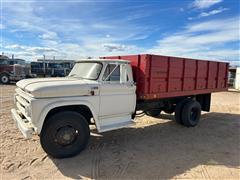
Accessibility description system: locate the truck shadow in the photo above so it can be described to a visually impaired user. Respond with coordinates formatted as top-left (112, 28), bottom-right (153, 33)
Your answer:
top-left (51, 112), bottom-right (240, 179)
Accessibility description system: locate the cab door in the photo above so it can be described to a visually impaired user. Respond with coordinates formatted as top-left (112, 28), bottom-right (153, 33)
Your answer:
top-left (98, 63), bottom-right (136, 131)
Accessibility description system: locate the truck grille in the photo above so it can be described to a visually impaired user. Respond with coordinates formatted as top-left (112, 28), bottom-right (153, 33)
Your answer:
top-left (13, 65), bottom-right (24, 76)
top-left (15, 93), bottom-right (30, 119)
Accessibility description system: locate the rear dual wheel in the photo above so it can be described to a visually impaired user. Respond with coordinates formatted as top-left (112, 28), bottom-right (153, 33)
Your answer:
top-left (175, 99), bottom-right (201, 127)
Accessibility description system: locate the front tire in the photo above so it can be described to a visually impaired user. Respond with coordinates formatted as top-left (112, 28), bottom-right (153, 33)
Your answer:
top-left (0, 74), bottom-right (10, 84)
top-left (40, 111), bottom-right (90, 158)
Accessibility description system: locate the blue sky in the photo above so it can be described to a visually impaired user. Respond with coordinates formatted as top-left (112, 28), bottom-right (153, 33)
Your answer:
top-left (1, 0), bottom-right (239, 65)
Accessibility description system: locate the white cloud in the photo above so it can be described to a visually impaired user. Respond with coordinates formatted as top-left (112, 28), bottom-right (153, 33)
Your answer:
top-left (199, 7), bottom-right (228, 17)
top-left (147, 17), bottom-right (239, 65)
top-left (4, 1), bottom-right (151, 43)
top-left (3, 1), bottom-right (150, 60)
top-left (39, 32), bottom-right (58, 40)
top-left (5, 44), bottom-right (58, 54)
top-left (186, 17), bottom-right (237, 32)
top-left (5, 44), bottom-right (25, 50)
top-left (180, 8), bottom-right (185, 12)
top-left (188, 7), bottom-right (228, 20)
top-left (0, 23), bottom-right (5, 29)
top-left (2, 0), bottom-right (238, 66)
top-left (105, 34), bottom-right (111, 38)
top-left (191, 0), bottom-right (223, 9)
top-left (102, 43), bottom-right (138, 52)
top-left (28, 47), bottom-right (58, 53)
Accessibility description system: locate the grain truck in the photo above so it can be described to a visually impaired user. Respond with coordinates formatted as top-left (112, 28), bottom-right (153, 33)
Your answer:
top-left (11, 54), bottom-right (228, 158)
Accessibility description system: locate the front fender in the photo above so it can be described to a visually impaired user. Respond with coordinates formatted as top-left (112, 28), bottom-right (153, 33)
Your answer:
top-left (36, 100), bottom-right (99, 134)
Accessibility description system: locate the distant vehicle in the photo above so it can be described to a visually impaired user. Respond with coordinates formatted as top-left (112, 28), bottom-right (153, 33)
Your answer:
top-left (48, 63), bottom-right (65, 77)
top-left (30, 61), bottom-right (74, 77)
top-left (12, 54), bottom-right (228, 158)
top-left (0, 57), bottom-right (26, 84)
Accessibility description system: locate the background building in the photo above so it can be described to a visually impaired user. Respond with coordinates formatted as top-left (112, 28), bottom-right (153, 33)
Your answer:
top-left (229, 66), bottom-right (240, 90)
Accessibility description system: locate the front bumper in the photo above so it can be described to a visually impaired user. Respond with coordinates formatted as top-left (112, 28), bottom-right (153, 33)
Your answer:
top-left (9, 75), bottom-right (25, 81)
top-left (11, 108), bottom-right (34, 138)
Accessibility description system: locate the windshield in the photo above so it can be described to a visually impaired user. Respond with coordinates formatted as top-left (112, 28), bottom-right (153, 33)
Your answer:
top-left (68, 62), bottom-right (102, 80)
top-left (0, 60), bottom-right (9, 65)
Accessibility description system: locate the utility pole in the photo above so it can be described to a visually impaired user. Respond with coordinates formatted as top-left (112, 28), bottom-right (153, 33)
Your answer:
top-left (43, 54), bottom-right (46, 77)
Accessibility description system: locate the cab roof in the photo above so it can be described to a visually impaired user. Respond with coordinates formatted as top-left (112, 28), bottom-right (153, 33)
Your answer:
top-left (76, 59), bottom-right (130, 64)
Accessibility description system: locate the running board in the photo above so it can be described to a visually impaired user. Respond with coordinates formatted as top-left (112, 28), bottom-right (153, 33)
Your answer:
top-left (98, 121), bottom-right (135, 132)
top-left (98, 115), bottom-right (135, 132)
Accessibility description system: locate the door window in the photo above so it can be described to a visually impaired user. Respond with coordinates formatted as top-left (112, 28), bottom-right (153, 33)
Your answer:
top-left (103, 64), bottom-right (120, 82)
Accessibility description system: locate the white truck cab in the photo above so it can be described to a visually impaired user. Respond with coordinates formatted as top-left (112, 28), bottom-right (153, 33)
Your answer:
top-left (11, 59), bottom-right (136, 158)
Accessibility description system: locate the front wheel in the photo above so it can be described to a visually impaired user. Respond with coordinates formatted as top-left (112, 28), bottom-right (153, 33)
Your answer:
top-left (0, 74), bottom-right (10, 84)
top-left (40, 111), bottom-right (90, 158)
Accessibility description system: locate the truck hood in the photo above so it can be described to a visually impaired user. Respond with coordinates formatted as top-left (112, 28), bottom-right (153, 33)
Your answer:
top-left (16, 77), bottom-right (99, 98)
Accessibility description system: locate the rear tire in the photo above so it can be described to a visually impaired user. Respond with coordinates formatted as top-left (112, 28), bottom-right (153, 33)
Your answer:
top-left (0, 74), bottom-right (10, 84)
top-left (181, 100), bottom-right (201, 127)
top-left (145, 109), bottom-right (161, 117)
top-left (40, 111), bottom-right (90, 158)
top-left (175, 98), bottom-right (191, 124)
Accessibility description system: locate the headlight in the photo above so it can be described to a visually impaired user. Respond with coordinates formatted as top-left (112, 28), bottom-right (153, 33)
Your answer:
top-left (25, 105), bottom-right (32, 117)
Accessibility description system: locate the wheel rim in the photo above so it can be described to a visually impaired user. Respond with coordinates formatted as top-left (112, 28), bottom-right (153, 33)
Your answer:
top-left (190, 108), bottom-right (198, 122)
top-left (55, 126), bottom-right (79, 146)
top-left (1, 76), bottom-right (8, 83)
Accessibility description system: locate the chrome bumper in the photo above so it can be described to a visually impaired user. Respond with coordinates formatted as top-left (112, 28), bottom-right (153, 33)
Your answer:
top-left (11, 108), bottom-right (34, 138)
top-left (9, 75), bottom-right (25, 81)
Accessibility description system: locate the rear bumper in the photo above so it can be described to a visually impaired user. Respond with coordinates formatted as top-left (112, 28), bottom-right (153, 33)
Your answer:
top-left (11, 108), bottom-right (34, 138)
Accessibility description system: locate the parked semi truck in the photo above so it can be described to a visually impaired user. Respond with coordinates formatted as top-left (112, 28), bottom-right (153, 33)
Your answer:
top-left (0, 57), bottom-right (26, 84)
top-left (11, 54), bottom-right (228, 158)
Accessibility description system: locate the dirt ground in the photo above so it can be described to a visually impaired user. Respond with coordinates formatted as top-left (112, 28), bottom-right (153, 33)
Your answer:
top-left (0, 85), bottom-right (240, 180)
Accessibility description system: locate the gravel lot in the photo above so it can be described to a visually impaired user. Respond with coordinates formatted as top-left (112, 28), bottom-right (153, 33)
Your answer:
top-left (0, 85), bottom-right (240, 179)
